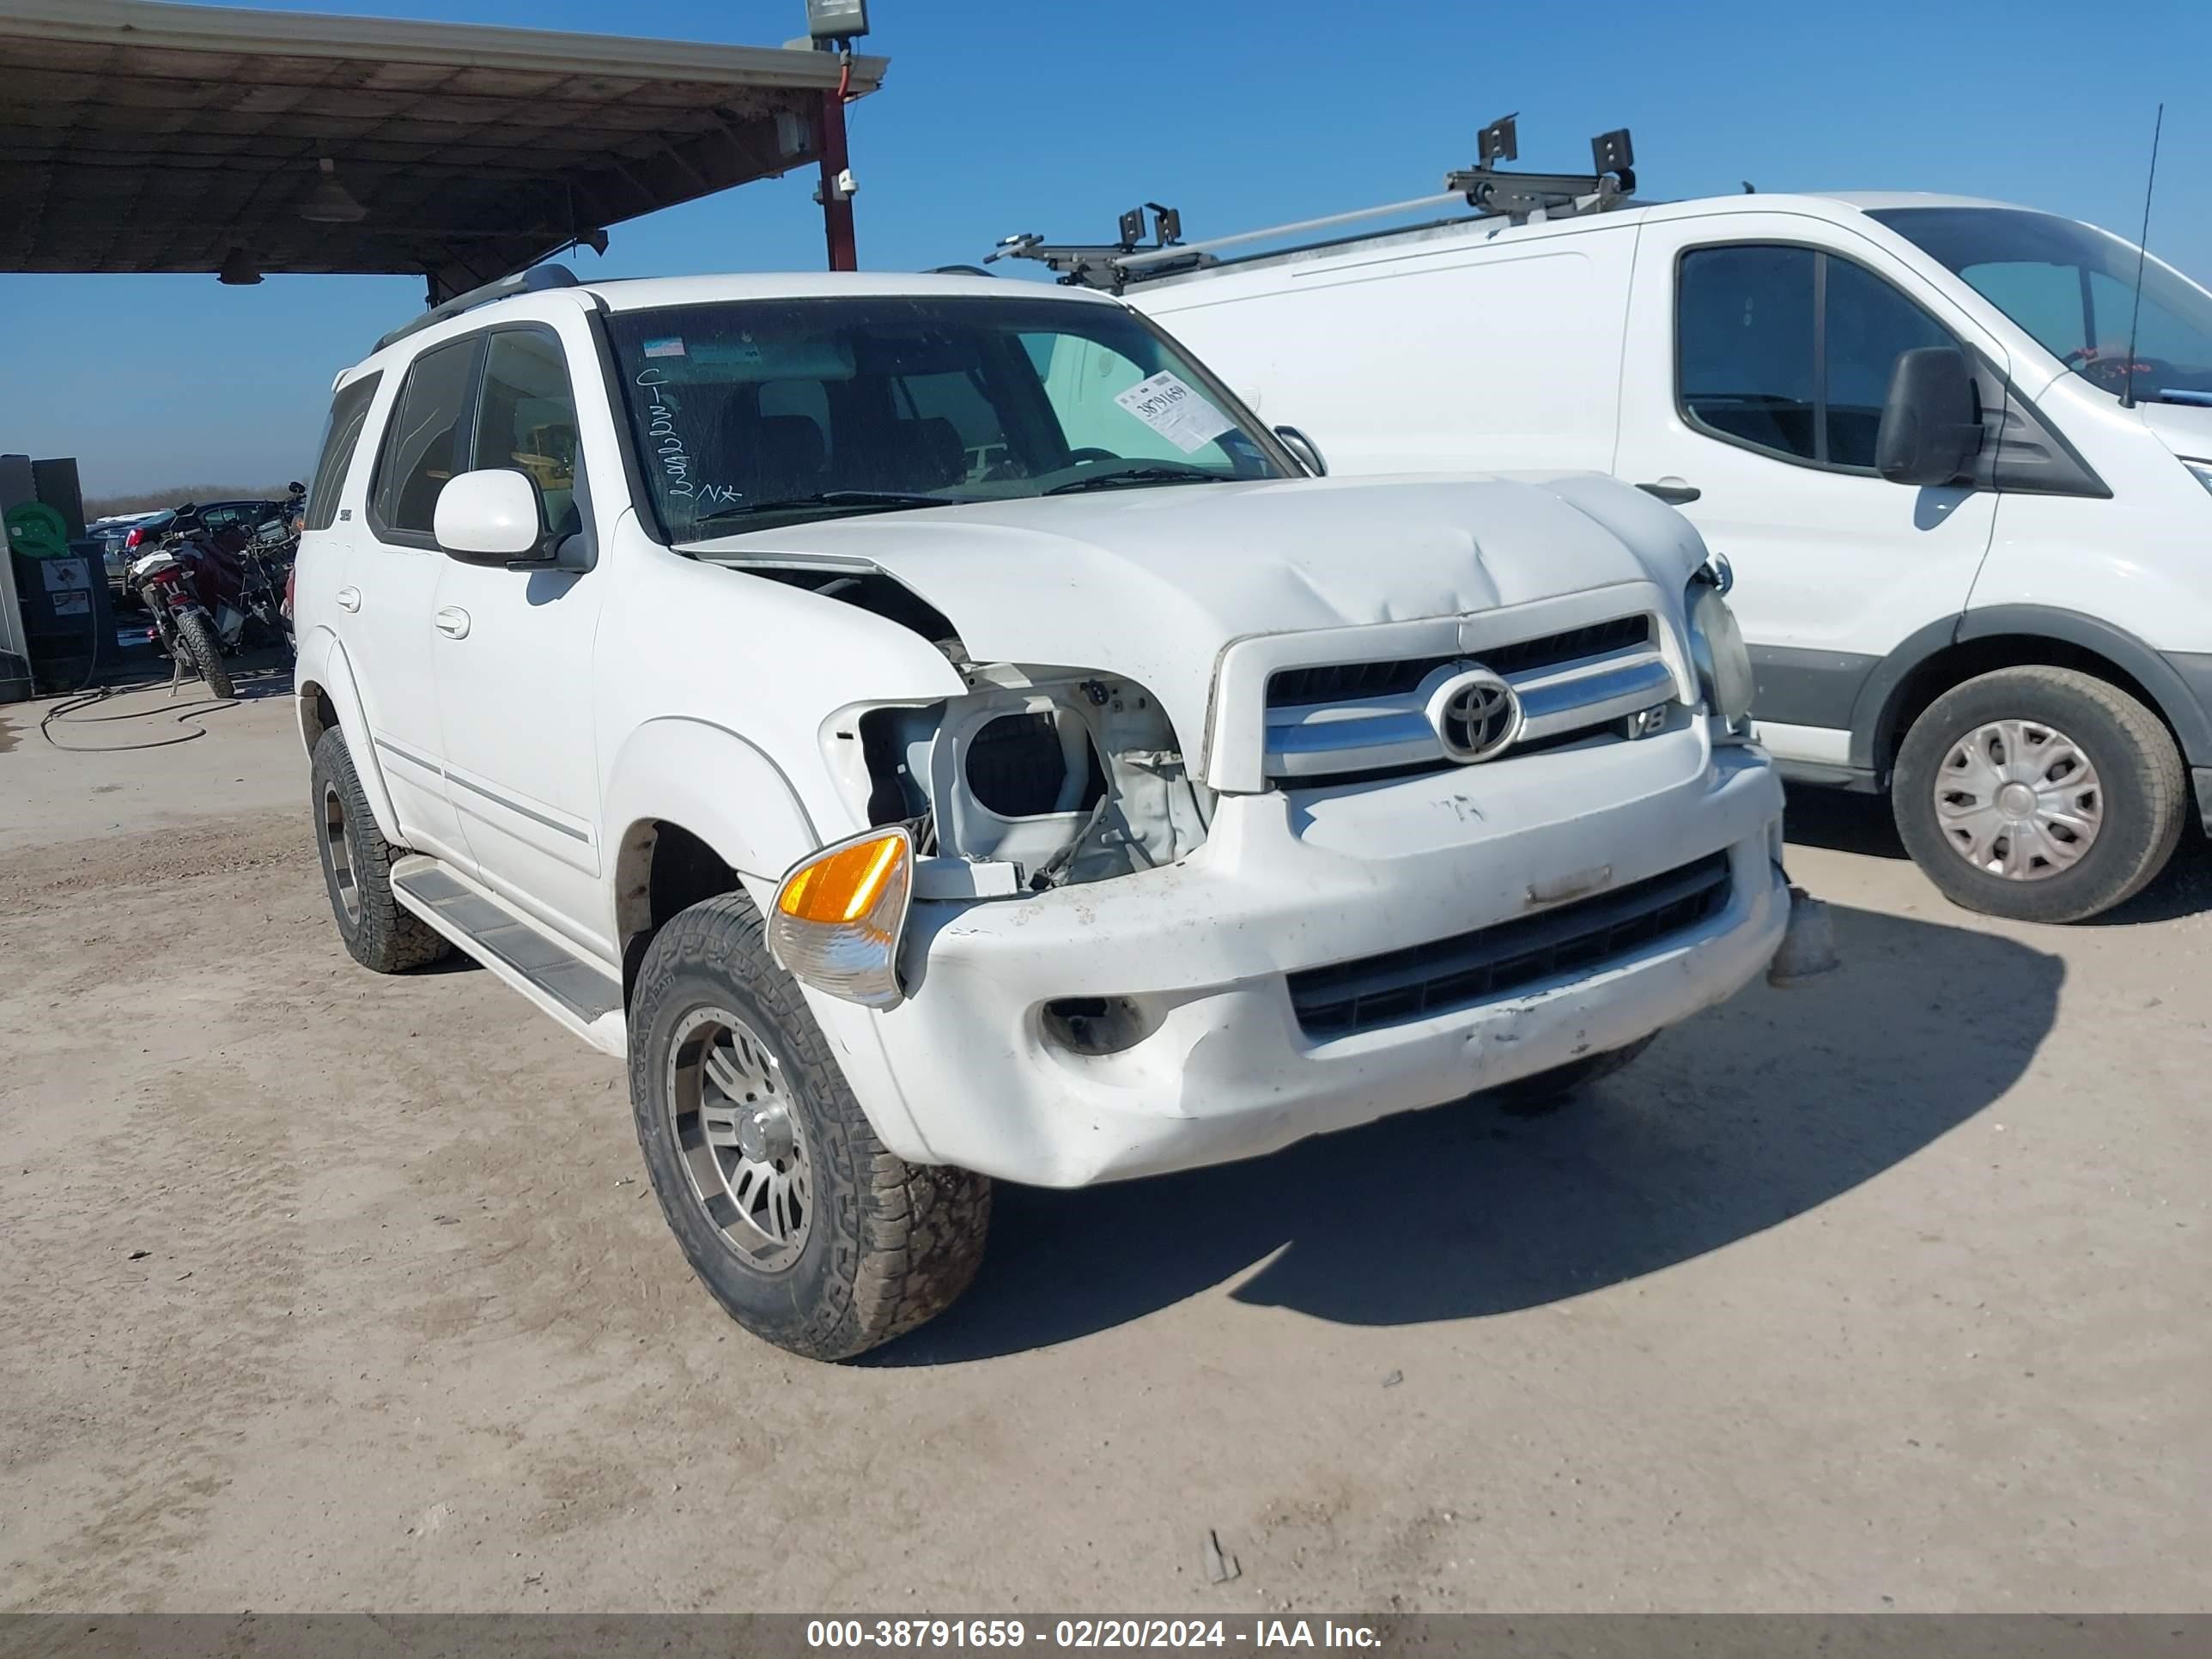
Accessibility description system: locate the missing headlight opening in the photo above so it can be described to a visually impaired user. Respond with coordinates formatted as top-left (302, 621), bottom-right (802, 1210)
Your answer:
top-left (859, 672), bottom-right (1212, 894)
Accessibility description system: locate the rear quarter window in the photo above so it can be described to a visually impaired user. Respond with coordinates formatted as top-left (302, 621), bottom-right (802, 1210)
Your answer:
top-left (306, 372), bottom-right (382, 532)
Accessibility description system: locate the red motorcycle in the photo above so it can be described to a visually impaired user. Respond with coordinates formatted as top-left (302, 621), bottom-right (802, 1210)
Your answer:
top-left (128, 495), bottom-right (298, 699)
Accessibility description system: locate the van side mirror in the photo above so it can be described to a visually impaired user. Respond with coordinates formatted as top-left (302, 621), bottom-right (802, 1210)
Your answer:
top-left (1875, 348), bottom-right (1981, 487)
top-left (434, 469), bottom-right (547, 565)
top-left (1274, 425), bottom-right (1328, 477)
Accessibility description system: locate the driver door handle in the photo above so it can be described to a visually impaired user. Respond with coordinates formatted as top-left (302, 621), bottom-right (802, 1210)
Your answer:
top-left (434, 606), bottom-right (471, 640)
top-left (1635, 479), bottom-right (1703, 506)
top-left (334, 585), bottom-right (361, 612)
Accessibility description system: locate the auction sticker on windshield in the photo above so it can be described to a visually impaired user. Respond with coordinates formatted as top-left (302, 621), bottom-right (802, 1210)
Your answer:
top-left (1113, 371), bottom-right (1235, 453)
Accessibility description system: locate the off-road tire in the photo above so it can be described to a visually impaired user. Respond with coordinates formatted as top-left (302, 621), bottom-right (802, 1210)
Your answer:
top-left (175, 610), bottom-right (234, 700)
top-left (628, 893), bottom-right (990, 1361)
top-left (309, 726), bottom-right (453, 974)
top-left (1892, 666), bottom-right (2185, 924)
top-left (1489, 1033), bottom-right (1657, 1115)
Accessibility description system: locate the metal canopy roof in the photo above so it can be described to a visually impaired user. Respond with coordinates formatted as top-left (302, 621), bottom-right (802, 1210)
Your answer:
top-left (0, 0), bottom-right (887, 297)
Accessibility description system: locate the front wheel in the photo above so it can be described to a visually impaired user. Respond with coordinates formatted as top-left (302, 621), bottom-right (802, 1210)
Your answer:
top-left (1892, 666), bottom-right (2185, 923)
top-left (628, 894), bottom-right (990, 1361)
top-left (174, 609), bottom-right (234, 700)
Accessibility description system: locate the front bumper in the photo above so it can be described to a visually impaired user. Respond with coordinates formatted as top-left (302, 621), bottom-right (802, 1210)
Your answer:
top-left (842, 731), bottom-right (1787, 1187)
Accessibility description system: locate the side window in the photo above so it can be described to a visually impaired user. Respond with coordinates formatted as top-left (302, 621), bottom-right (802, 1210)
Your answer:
top-left (1824, 258), bottom-right (1957, 468)
top-left (307, 371), bottom-right (380, 532)
top-left (372, 337), bottom-right (478, 539)
top-left (1678, 246), bottom-right (1817, 461)
top-left (472, 330), bottom-right (586, 538)
top-left (1680, 244), bottom-right (1962, 471)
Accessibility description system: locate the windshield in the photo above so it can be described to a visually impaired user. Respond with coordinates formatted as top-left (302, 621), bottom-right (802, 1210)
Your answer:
top-left (604, 294), bottom-right (1292, 541)
top-left (1871, 206), bottom-right (2212, 404)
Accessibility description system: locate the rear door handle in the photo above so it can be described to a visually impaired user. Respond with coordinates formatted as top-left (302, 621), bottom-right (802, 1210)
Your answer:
top-left (434, 606), bottom-right (471, 640)
top-left (334, 585), bottom-right (361, 612)
top-left (1635, 480), bottom-right (1703, 506)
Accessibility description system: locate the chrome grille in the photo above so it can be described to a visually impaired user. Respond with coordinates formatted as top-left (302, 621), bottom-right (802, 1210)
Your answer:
top-left (1288, 852), bottom-right (1734, 1037)
top-left (1266, 616), bottom-right (1653, 708)
top-left (1263, 611), bottom-right (1674, 783)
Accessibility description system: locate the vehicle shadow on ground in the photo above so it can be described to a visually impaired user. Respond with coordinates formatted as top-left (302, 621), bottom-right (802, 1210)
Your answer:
top-left (1783, 785), bottom-right (2212, 925)
top-left (876, 901), bottom-right (2062, 1365)
top-left (87, 650), bottom-right (294, 705)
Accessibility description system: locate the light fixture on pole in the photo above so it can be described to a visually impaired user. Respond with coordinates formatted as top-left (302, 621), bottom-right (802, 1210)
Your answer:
top-left (216, 246), bottom-right (264, 285)
top-left (301, 156), bottom-right (367, 225)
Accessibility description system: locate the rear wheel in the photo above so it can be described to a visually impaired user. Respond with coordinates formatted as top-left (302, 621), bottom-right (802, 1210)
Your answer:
top-left (310, 726), bottom-right (452, 974)
top-left (1892, 666), bottom-right (2185, 923)
top-left (628, 893), bottom-right (990, 1361)
top-left (1489, 1034), bottom-right (1656, 1115)
top-left (174, 610), bottom-right (234, 700)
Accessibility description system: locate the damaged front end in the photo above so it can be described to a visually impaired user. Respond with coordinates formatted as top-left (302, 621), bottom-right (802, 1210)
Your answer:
top-left (828, 664), bottom-right (1214, 902)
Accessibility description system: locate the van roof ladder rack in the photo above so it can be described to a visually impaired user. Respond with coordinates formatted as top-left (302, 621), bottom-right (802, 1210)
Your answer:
top-left (986, 116), bottom-right (1635, 294)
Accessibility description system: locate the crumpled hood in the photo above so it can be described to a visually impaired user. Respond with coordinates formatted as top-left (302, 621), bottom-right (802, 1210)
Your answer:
top-left (694, 471), bottom-right (1708, 755)
top-left (2139, 400), bottom-right (2212, 463)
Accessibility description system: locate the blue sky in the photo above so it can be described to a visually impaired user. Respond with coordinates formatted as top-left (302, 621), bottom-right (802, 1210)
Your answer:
top-left (9, 0), bottom-right (2209, 495)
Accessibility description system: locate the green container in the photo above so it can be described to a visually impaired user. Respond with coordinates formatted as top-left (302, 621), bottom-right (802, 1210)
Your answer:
top-left (5, 501), bottom-right (72, 558)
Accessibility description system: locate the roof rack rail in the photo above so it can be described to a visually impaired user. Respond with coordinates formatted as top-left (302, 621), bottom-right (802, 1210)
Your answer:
top-left (374, 263), bottom-right (580, 353)
top-left (986, 116), bottom-right (1635, 294)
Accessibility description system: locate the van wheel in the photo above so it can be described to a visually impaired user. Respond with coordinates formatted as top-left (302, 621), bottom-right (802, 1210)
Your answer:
top-left (1490, 1034), bottom-right (1656, 1115)
top-left (310, 726), bottom-right (453, 973)
top-left (1892, 666), bottom-right (2185, 923)
top-left (628, 894), bottom-right (990, 1361)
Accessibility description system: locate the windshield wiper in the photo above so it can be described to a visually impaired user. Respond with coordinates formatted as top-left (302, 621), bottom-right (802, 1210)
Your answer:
top-left (1044, 466), bottom-right (1224, 495)
top-left (690, 489), bottom-right (973, 527)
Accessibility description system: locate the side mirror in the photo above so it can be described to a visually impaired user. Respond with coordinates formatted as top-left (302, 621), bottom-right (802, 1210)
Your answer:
top-left (434, 469), bottom-right (544, 564)
top-left (1274, 424), bottom-right (1328, 477)
top-left (1875, 347), bottom-right (1981, 487)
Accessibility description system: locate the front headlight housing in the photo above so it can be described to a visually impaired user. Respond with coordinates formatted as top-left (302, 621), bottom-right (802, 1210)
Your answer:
top-left (1686, 568), bottom-right (1756, 737)
top-left (2185, 460), bottom-right (2212, 498)
top-left (768, 826), bottom-right (914, 1010)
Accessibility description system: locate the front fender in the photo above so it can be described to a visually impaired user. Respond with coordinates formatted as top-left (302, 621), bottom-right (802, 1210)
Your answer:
top-left (600, 716), bottom-right (940, 1167)
top-left (600, 715), bottom-right (827, 890)
top-left (295, 629), bottom-right (403, 845)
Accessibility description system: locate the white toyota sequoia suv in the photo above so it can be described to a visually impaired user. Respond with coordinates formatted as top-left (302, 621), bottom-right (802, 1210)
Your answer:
top-left (295, 267), bottom-right (1812, 1358)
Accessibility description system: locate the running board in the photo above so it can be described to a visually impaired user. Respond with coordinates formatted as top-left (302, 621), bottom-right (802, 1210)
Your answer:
top-left (389, 855), bottom-right (627, 1058)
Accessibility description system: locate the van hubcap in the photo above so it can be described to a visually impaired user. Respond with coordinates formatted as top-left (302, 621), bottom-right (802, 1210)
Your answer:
top-left (1932, 718), bottom-right (2103, 882)
top-left (666, 1007), bottom-right (812, 1272)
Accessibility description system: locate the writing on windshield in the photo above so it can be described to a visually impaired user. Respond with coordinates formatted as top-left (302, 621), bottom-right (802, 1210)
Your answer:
top-left (604, 295), bottom-right (1286, 541)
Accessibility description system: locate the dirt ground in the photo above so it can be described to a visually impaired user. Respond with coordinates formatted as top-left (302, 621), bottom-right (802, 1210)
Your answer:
top-left (3, 673), bottom-right (2209, 1614)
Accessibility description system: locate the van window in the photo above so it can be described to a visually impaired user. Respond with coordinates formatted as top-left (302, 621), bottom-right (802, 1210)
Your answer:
top-left (1679, 246), bottom-right (1818, 460)
top-left (1870, 205), bottom-right (2212, 403)
top-left (307, 372), bottom-right (380, 532)
top-left (1824, 258), bottom-right (1956, 468)
top-left (472, 329), bottom-right (585, 539)
top-left (372, 337), bottom-right (478, 539)
top-left (1680, 245), bottom-right (1960, 471)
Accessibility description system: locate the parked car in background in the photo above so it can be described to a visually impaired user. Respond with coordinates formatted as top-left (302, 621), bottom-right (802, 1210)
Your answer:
top-left (1119, 184), bottom-right (2212, 922)
top-left (100, 510), bottom-right (170, 601)
top-left (294, 265), bottom-right (1827, 1359)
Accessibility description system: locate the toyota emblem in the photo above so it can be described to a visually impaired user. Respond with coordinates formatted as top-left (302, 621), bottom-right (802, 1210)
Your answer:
top-left (1425, 667), bottom-right (1522, 763)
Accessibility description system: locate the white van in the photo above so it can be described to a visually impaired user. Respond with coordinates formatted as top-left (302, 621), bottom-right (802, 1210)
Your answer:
top-left (1048, 185), bottom-right (2212, 922)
